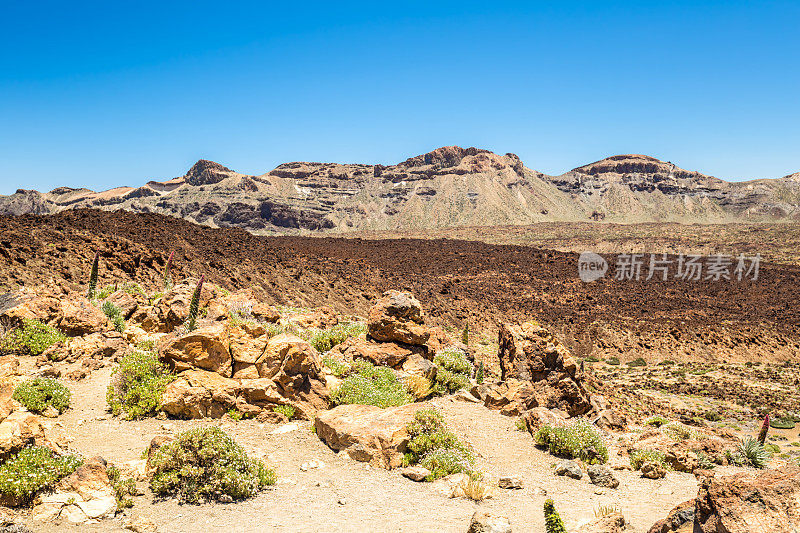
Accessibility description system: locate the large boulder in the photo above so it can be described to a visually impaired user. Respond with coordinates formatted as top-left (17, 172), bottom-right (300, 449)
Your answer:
top-left (104, 290), bottom-right (138, 319)
top-left (693, 466), bottom-right (800, 532)
top-left (57, 297), bottom-right (108, 336)
top-left (31, 457), bottom-right (116, 524)
top-left (368, 291), bottom-right (430, 346)
top-left (578, 512), bottom-right (628, 533)
top-left (160, 369), bottom-right (240, 419)
top-left (497, 322), bottom-right (591, 416)
top-left (333, 336), bottom-right (423, 369)
top-left (647, 500), bottom-right (695, 533)
top-left (315, 403), bottom-right (429, 468)
top-left (159, 322), bottom-right (232, 376)
top-left (467, 511), bottom-right (512, 533)
top-left (65, 331), bottom-right (129, 362)
top-left (0, 289), bottom-right (60, 327)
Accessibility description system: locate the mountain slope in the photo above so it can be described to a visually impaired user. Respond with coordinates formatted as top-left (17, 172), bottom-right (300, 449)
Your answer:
top-left (2, 147), bottom-right (799, 232)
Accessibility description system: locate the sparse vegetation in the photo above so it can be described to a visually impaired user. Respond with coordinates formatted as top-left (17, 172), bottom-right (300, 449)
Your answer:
top-left (272, 405), bottom-right (295, 420)
top-left (306, 321), bottom-right (366, 353)
top-left (606, 357), bottom-right (620, 366)
top-left (404, 375), bottom-right (433, 400)
top-left (12, 377), bottom-right (71, 414)
top-left (0, 318), bottom-right (65, 356)
top-left (627, 357), bottom-right (647, 367)
top-left (432, 347), bottom-right (472, 394)
top-left (403, 408), bottom-right (474, 480)
top-left (644, 415), bottom-right (669, 427)
top-left (594, 504), bottom-right (620, 518)
top-left (321, 355), bottom-right (350, 378)
top-left (458, 471), bottom-right (491, 501)
top-left (729, 436), bottom-right (771, 468)
top-left (102, 300), bottom-right (125, 333)
top-left (107, 464), bottom-right (136, 509)
top-left (771, 415), bottom-right (797, 429)
top-left (331, 360), bottom-right (411, 408)
top-left (476, 359), bottom-right (484, 384)
top-left (661, 421), bottom-right (698, 441)
top-left (107, 350), bottom-right (176, 420)
top-left (461, 323), bottom-right (469, 345)
top-left (535, 419), bottom-right (608, 464)
top-left (0, 447), bottom-right (82, 505)
top-left (148, 427), bottom-right (276, 503)
top-left (185, 275), bottom-right (204, 332)
top-left (544, 498), bottom-right (568, 533)
top-left (629, 448), bottom-right (669, 470)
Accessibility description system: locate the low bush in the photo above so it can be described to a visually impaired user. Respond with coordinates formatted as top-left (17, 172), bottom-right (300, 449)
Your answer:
top-left (101, 300), bottom-right (125, 333)
top-left (627, 357), bottom-right (647, 367)
top-left (0, 447), bottom-right (82, 505)
top-left (534, 419), bottom-right (608, 464)
top-left (107, 464), bottom-right (135, 509)
top-left (321, 355), bottom-right (350, 378)
top-left (306, 322), bottom-right (366, 353)
top-left (149, 427), bottom-right (276, 503)
top-left (404, 375), bottom-right (433, 400)
top-left (0, 319), bottom-right (65, 356)
top-left (770, 416), bottom-right (797, 429)
top-left (544, 498), bottom-right (568, 533)
top-left (661, 421), bottom-right (698, 441)
top-left (606, 357), bottom-right (620, 366)
top-left (403, 408), bottom-right (474, 480)
top-left (432, 347), bottom-right (472, 394)
top-left (331, 360), bottom-right (411, 408)
top-left (272, 405), bottom-right (295, 420)
top-left (629, 448), bottom-right (669, 470)
top-left (644, 415), bottom-right (669, 427)
top-left (13, 377), bottom-right (71, 414)
top-left (107, 350), bottom-right (176, 420)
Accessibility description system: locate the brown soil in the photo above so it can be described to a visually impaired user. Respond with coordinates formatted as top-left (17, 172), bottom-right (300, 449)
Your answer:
top-left (1, 210), bottom-right (799, 364)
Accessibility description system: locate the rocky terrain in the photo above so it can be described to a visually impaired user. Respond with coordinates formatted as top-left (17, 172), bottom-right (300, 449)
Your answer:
top-left (3, 147), bottom-right (800, 233)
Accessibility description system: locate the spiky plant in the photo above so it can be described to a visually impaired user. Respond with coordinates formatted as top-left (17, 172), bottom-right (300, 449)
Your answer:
top-left (544, 499), bottom-right (568, 533)
top-left (737, 436), bottom-right (771, 468)
top-left (185, 275), bottom-right (204, 333)
top-left (87, 251), bottom-right (99, 300)
top-left (164, 251), bottom-right (174, 290)
top-left (758, 414), bottom-right (770, 445)
top-left (476, 359), bottom-right (484, 384)
top-left (461, 323), bottom-right (469, 345)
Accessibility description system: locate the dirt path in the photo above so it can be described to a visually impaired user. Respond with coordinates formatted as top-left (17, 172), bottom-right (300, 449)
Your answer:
top-left (22, 368), bottom-right (697, 533)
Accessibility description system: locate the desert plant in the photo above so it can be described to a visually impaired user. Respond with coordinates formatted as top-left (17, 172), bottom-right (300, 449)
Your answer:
top-left (107, 464), bottom-right (136, 509)
top-left (185, 275), bottom-right (204, 332)
top-left (695, 451), bottom-right (716, 470)
top-left (594, 504), bottom-right (620, 518)
top-left (461, 323), bottom-right (469, 345)
top-left (0, 319), bottom-right (65, 356)
top-left (307, 322), bottom-right (367, 353)
top-left (13, 377), bottom-right (71, 414)
top-left (0, 447), bottom-right (82, 505)
top-left (272, 405), bottom-right (295, 420)
top-left (734, 436), bottom-right (771, 468)
top-left (661, 421), bottom-right (698, 441)
top-left (458, 471), bottom-right (492, 501)
top-left (644, 415), bottom-right (670, 427)
top-left (164, 251), bottom-right (174, 290)
top-left (106, 350), bottom-right (176, 420)
top-left (629, 448), bottom-right (669, 470)
top-left (404, 375), bottom-right (433, 400)
top-left (476, 359), bottom-right (484, 384)
top-left (606, 357), bottom-right (620, 366)
top-left (544, 499), bottom-right (568, 533)
top-left (331, 360), bottom-right (411, 408)
top-left (87, 251), bottom-right (99, 300)
top-left (627, 357), bottom-right (647, 367)
top-left (321, 355), bottom-right (350, 378)
top-left (432, 347), bottom-right (472, 394)
top-left (757, 414), bottom-right (770, 444)
top-left (102, 300), bottom-right (125, 333)
top-left (771, 415), bottom-right (797, 429)
top-left (148, 426), bottom-right (276, 503)
top-left (584, 355), bottom-right (600, 363)
top-left (403, 408), bottom-right (474, 480)
top-left (535, 419), bottom-right (608, 464)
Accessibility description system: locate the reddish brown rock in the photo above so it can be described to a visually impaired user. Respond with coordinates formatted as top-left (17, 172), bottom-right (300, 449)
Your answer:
top-left (647, 500), bottom-right (695, 533)
top-left (57, 297), bottom-right (108, 336)
top-left (0, 289), bottom-right (60, 327)
top-left (288, 306), bottom-right (338, 329)
top-left (336, 336), bottom-right (423, 368)
top-left (367, 290), bottom-right (430, 346)
top-left (160, 369), bottom-right (240, 419)
top-left (159, 322), bottom-right (232, 376)
top-left (105, 290), bottom-right (138, 319)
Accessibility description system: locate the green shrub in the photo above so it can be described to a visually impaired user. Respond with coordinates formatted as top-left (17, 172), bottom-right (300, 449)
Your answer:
top-left (403, 408), bottom-right (474, 480)
top-left (432, 348), bottom-right (472, 394)
top-left (272, 405), bottom-right (295, 420)
top-left (101, 300), bottom-right (125, 333)
top-left (584, 356), bottom-right (600, 363)
top-left (87, 251), bottom-right (99, 299)
top-left (107, 464), bottom-right (135, 509)
top-left (461, 324), bottom-right (469, 345)
top-left (331, 360), bottom-right (411, 408)
top-left (476, 359), bottom-right (484, 384)
top-left (544, 498), bottom-right (568, 533)
top-left (644, 415), bottom-right (670, 428)
top-left (13, 377), bottom-right (71, 414)
top-left (306, 322), bottom-right (366, 353)
top-left (731, 436), bottom-right (771, 468)
top-left (0, 319), bottom-right (65, 356)
top-left (704, 410), bottom-right (722, 422)
top-left (771, 416), bottom-right (797, 429)
top-left (629, 448), bottom-right (669, 470)
top-left (149, 427), bottom-right (276, 503)
top-left (534, 419), bottom-right (608, 464)
top-left (606, 357), bottom-right (620, 366)
top-left (0, 447), bottom-right (81, 504)
top-left (695, 452), bottom-right (716, 470)
top-left (627, 357), bottom-right (647, 367)
top-left (321, 356), bottom-right (350, 378)
top-left (107, 350), bottom-right (176, 420)
top-left (661, 421), bottom-right (698, 441)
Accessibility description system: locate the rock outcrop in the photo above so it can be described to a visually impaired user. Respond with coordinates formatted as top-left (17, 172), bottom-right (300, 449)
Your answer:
top-left (368, 291), bottom-right (430, 346)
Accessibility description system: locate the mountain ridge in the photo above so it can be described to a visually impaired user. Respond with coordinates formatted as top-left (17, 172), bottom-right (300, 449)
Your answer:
top-left (2, 146), bottom-right (799, 232)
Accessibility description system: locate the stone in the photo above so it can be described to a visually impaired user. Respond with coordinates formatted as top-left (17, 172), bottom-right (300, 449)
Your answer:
top-left (498, 475), bottom-right (523, 489)
top-left (123, 516), bottom-right (159, 532)
top-left (250, 302), bottom-right (280, 323)
top-left (693, 465), bottom-right (800, 532)
top-left (453, 389), bottom-right (481, 403)
top-left (521, 407), bottom-right (567, 434)
top-left (159, 369), bottom-right (239, 419)
top-left (401, 354), bottom-right (436, 378)
top-left (646, 500), bottom-right (695, 533)
top-left (367, 290), bottom-right (430, 346)
top-left (155, 280), bottom-right (218, 333)
top-left (467, 511), bottom-right (512, 533)
top-left (578, 512), bottom-right (627, 533)
top-left (664, 450), bottom-right (699, 473)
top-left (315, 403), bottom-right (430, 469)
top-left (31, 457), bottom-right (116, 524)
top-left (497, 321), bottom-right (591, 416)
top-left (287, 306), bottom-right (338, 329)
top-left (587, 464), bottom-right (619, 489)
top-left (555, 460), bottom-right (583, 479)
top-left (641, 461), bottom-right (667, 479)
top-left (129, 306), bottom-right (161, 333)
top-left (483, 380), bottom-right (538, 416)
top-left (105, 290), bottom-right (138, 319)
top-left (400, 466), bottom-right (431, 481)
top-left (595, 409), bottom-right (626, 431)
top-left (67, 331), bottom-right (128, 361)
top-left (57, 297), bottom-right (108, 336)
top-left (0, 289), bottom-right (60, 327)
top-left (340, 338), bottom-right (420, 368)
top-left (159, 322), bottom-right (232, 376)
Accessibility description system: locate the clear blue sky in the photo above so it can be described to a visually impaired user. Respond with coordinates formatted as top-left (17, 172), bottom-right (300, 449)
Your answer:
top-left (1, 0), bottom-right (799, 194)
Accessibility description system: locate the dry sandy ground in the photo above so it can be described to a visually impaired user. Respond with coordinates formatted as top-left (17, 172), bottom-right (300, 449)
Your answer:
top-left (23, 365), bottom-right (699, 533)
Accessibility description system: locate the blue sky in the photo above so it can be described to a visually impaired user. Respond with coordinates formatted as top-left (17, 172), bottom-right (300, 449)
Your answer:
top-left (1, 1), bottom-right (798, 194)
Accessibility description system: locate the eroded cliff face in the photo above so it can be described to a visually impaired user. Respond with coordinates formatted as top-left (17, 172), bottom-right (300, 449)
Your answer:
top-left (2, 147), bottom-right (799, 232)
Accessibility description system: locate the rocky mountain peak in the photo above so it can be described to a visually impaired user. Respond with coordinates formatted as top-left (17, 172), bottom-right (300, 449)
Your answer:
top-left (185, 159), bottom-right (237, 186)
